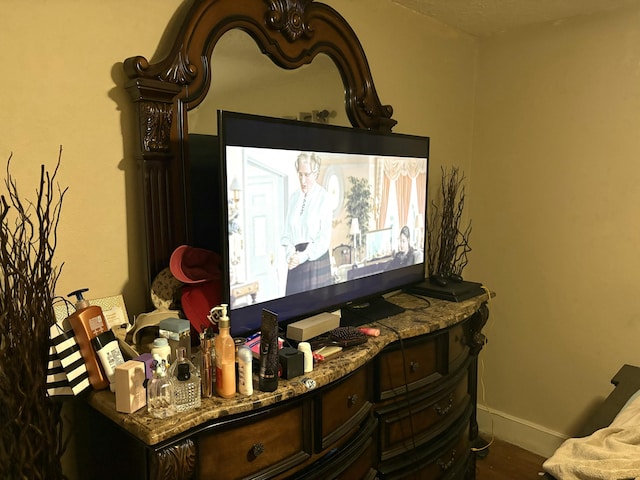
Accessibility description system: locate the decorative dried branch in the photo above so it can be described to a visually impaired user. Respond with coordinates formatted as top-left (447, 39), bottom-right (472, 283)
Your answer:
top-left (0, 147), bottom-right (68, 480)
top-left (427, 166), bottom-right (472, 278)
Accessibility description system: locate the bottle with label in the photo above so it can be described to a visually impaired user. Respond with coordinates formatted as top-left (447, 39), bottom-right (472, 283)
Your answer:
top-left (67, 288), bottom-right (110, 390)
top-left (151, 337), bottom-right (172, 365)
top-left (147, 359), bottom-right (176, 419)
top-left (169, 347), bottom-right (201, 412)
top-left (91, 329), bottom-right (126, 392)
top-left (211, 304), bottom-right (236, 398)
top-left (237, 345), bottom-right (253, 396)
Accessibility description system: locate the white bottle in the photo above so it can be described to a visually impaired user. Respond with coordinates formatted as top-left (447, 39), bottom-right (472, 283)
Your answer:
top-left (91, 329), bottom-right (126, 392)
top-left (237, 345), bottom-right (253, 396)
top-left (298, 342), bottom-right (313, 373)
top-left (151, 337), bottom-right (172, 365)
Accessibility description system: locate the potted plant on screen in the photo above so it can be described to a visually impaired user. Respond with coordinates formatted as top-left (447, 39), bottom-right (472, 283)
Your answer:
top-left (345, 176), bottom-right (371, 263)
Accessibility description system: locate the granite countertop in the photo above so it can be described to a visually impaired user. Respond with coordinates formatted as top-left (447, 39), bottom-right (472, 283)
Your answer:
top-left (86, 291), bottom-right (489, 446)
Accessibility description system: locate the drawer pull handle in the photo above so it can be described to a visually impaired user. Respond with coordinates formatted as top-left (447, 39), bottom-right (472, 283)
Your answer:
top-left (250, 443), bottom-right (265, 458)
top-left (348, 394), bottom-right (359, 406)
top-left (409, 361), bottom-right (420, 373)
top-left (437, 449), bottom-right (456, 471)
top-left (434, 394), bottom-right (454, 416)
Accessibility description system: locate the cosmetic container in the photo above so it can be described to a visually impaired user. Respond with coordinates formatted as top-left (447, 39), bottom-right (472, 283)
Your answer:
top-left (151, 337), bottom-right (172, 365)
top-left (169, 347), bottom-right (201, 412)
top-left (297, 341), bottom-right (313, 373)
top-left (237, 345), bottom-right (253, 396)
top-left (211, 304), bottom-right (236, 398)
top-left (115, 360), bottom-right (146, 413)
top-left (200, 333), bottom-right (215, 398)
top-left (258, 309), bottom-right (279, 392)
top-left (91, 329), bottom-right (126, 392)
top-left (159, 318), bottom-right (191, 360)
top-left (67, 288), bottom-right (110, 390)
top-left (147, 360), bottom-right (176, 419)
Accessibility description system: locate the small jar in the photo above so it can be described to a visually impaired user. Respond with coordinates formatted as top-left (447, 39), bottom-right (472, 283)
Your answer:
top-left (151, 337), bottom-right (172, 365)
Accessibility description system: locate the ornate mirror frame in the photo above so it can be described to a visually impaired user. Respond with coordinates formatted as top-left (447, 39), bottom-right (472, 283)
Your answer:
top-left (123, 0), bottom-right (397, 290)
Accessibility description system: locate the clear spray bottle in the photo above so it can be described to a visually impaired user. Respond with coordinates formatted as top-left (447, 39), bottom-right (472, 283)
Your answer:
top-left (210, 304), bottom-right (236, 398)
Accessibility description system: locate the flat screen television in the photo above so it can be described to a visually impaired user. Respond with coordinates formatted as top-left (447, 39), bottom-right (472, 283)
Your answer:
top-left (217, 111), bottom-right (429, 336)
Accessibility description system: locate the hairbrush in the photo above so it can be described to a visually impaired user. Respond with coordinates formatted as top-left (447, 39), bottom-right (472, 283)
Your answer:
top-left (310, 326), bottom-right (368, 349)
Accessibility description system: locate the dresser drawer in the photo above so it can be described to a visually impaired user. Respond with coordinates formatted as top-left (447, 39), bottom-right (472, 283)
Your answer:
top-left (197, 400), bottom-right (312, 479)
top-left (316, 365), bottom-right (372, 451)
top-left (448, 324), bottom-right (469, 373)
top-left (377, 404), bottom-right (472, 480)
top-left (377, 333), bottom-right (447, 400)
top-left (376, 367), bottom-right (469, 461)
top-left (289, 415), bottom-right (378, 480)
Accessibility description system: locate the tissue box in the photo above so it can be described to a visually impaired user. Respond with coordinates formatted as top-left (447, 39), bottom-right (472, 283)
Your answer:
top-left (115, 360), bottom-right (146, 413)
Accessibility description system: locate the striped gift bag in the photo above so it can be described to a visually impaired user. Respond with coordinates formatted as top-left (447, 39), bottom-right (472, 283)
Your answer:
top-left (46, 323), bottom-right (91, 397)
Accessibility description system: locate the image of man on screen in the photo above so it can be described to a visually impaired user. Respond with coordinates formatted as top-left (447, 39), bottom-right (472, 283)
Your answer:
top-left (281, 152), bottom-right (333, 295)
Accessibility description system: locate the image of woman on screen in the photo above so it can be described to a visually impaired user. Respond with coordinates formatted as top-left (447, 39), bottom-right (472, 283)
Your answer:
top-left (281, 152), bottom-right (333, 295)
top-left (387, 225), bottom-right (416, 270)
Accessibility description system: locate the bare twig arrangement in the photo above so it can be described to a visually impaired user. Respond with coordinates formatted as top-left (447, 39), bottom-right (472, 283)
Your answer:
top-left (0, 147), bottom-right (68, 479)
top-left (427, 166), bottom-right (472, 278)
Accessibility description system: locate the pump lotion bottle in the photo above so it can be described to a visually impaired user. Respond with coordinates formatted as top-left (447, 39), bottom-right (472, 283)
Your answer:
top-left (67, 289), bottom-right (109, 390)
top-left (212, 304), bottom-right (236, 398)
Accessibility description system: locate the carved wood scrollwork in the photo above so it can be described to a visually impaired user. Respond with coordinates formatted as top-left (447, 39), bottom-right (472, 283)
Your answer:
top-left (161, 50), bottom-right (197, 86)
top-left (266, 0), bottom-right (314, 41)
top-left (150, 438), bottom-right (197, 480)
top-left (123, 0), bottom-right (397, 293)
top-left (140, 101), bottom-right (173, 153)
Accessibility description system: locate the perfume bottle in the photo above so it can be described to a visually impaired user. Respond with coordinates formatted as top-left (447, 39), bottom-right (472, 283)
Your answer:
top-left (147, 358), bottom-right (176, 419)
top-left (200, 330), bottom-right (215, 398)
top-left (170, 347), bottom-right (201, 412)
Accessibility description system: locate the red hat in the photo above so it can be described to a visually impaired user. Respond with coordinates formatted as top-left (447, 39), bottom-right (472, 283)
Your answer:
top-left (180, 281), bottom-right (222, 333)
top-left (170, 245), bottom-right (221, 284)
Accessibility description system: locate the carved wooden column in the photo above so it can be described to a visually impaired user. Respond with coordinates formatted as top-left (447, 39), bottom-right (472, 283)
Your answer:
top-left (124, 77), bottom-right (184, 289)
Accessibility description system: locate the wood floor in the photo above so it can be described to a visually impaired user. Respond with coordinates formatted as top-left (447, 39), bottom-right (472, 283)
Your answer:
top-left (475, 437), bottom-right (548, 479)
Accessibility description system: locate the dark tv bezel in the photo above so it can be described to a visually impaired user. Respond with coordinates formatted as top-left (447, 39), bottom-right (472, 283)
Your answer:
top-left (218, 110), bottom-right (429, 336)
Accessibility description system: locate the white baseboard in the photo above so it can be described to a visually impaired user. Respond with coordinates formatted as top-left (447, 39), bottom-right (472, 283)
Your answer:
top-left (477, 404), bottom-right (568, 458)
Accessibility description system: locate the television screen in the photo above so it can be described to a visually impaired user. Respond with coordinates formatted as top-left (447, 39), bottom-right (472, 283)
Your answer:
top-left (217, 111), bottom-right (429, 336)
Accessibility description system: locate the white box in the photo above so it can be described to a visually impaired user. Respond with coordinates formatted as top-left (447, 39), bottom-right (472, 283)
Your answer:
top-left (286, 312), bottom-right (340, 342)
top-left (115, 360), bottom-right (146, 413)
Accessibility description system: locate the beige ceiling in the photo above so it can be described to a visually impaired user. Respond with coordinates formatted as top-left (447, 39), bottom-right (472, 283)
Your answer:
top-left (392, 0), bottom-right (640, 36)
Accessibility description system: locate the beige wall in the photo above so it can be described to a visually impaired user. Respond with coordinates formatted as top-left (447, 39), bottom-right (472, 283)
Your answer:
top-left (0, 1), bottom-right (187, 316)
top-left (471, 6), bottom-right (640, 455)
top-left (5, 0), bottom-right (638, 472)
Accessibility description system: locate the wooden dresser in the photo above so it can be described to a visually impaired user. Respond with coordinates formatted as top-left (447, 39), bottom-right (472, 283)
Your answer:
top-left (74, 292), bottom-right (489, 479)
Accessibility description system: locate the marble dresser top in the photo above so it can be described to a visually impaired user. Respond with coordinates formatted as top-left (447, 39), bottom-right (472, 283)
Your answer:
top-left (86, 291), bottom-right (490, 446)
